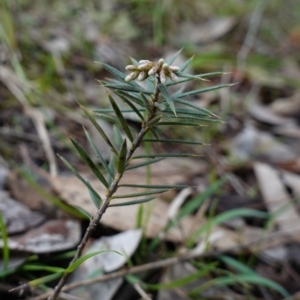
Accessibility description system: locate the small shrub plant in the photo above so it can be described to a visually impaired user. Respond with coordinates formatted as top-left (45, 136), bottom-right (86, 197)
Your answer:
top-left (48, 50), bottom-right (231, 299)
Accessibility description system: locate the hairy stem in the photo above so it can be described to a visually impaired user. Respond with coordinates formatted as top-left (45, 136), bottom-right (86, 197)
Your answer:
top-left (48, 83), bottom-right (160, 300)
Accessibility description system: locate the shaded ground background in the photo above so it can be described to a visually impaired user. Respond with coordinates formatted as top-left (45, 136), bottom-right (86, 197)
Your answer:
top-left (1, 0), bottom-right (300, 299)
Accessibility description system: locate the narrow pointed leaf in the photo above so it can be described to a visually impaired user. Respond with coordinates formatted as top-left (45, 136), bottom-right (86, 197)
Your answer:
top-left (119, 184), bottom-right (188, 189)
top-left (58, 155), bottom-right (102, 208)
top-left (132, 153), bottom-right (199, 159)
top-left (117, 139), bottom-right (127, 174)
top-left (108, 94), bottom-right (134, 142)
top-left (175, 72), bottom-right (209, 82)
top-left (178, 84), bottom-right (232, 98)
top-left (165, 49), bottom-right (182, 65)
top-left (140, 93), bottom-right (152, 113)
top-left (83, 127), bottom-right (112, 178)
top-left (113, 125), bottom-right (123, 149)
top-left (107, 153), bottom-right (116, 185)
top-left (157, 121), bottom-right (204, 127)
top-left (126, 158), bottom-right (165, 170)
top-left (70, 137), bottom-right (109, 188)
top-left (143, 138), bottom-right (204, 145)
top-left (102, 82), bottom-right (150, 94)
top-left (165, 116), bottom-right (221, 124)
top-left (112, 188), bottom-right (170, 199)
top-left (109, 196), bottom-right (156, 207)
top-left (93, 108), bottom-right (146, 114)
top-left (119, 94), bottom-right (145, 121)
top-left (172, 98), bottom-right (217, 116)
top-left (81, 105), bottom-right (118, 155)
top-left (96, 62), bottom-right (141, 88)
top-left (146, 115), bottom-right (162, 127)
top-left (116, 91), bottom-right (144, 106)
top-left (179, 56), bottom-right (194, 72)
top-left (164, 107), bottom-right (211, 117)
top-left (158, 83), bottom-right (176, 116)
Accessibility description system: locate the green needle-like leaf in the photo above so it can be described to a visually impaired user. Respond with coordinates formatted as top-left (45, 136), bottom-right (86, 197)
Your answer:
top-left (158, 83), bottom-right (176, 116)
top-left (109, 196), bottom-right (156, 207)
top-left (118, 94), bottom-right (145, 121)
top-left (143, 138), bottom-right (204, 145)
top-left (102, 82), bottom-right (150, 94)
top-left (179, 56), bottom-right (194, 72)
top-left (172, 98), bottom-right (217, 117)
top-left (146, 115), bottom-right (162, 127)
top-left (177, 84), bottom-right (233, 98)
top-left (83, 127), bottom-right (113, 178)
top-left (157, 121), bottom-right (204, 127)
top-left (132, 153), bottom-right (199, 159)
top-left (126, 158), bottom-right (165, 170)
top-left (165, 48), bottom-right (182, 65)
top-left (58, 155), bottom-right (102, 208)
top-left (70, 137), bottom-right (109, 188)
top-left (81, 105), bottom-right (118, 155)
top-left (108, 94), bottom-right (134, 142)
top-left (117, 139), bottom-right (127, 174)
top-left (140, 93), bottom-right (152, 113)
top-left (112, 188), bottom-right (170, 199)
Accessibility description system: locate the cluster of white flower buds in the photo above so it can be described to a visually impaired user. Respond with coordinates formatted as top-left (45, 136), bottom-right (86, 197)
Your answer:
top-left (125, 58), bottom-right (180, 84)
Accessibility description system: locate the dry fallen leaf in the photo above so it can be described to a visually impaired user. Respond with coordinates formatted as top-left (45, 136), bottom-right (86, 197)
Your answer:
top-left (254, 162), bottom-right (300, 232)
top-left (0, 219), bottom-right (81, 253)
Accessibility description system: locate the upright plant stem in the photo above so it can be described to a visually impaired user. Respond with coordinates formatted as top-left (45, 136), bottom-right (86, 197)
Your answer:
top-left (48, 82), bottom-right (160, 300)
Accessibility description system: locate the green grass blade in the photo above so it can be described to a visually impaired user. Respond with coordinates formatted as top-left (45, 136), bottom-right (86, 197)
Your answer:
top-left (21, 264), bottom-right (65, 273)
top-left (117, 139), bottom-right (127, 174)
top-left (132, 153), bottom-right (199, 159)
top-left (178, 84), bottom-right (233, 98)
top-left (147, 262), bottom-right (218, 290)
top-left (219, 256), bottom-right (255, 275)
top-left (58, 155), bottom-right (102, 208)
top-left (83, 127), bottom-right (113, 178)
top-left (143, 139), bottom-right (204, 145)
top-left (66, 250), bottom-right (122, 273)
top-left (109, 196), bottom-right (156, 207)
top-left (189, 208), bottom-right (269, 244)
top-left (126, 158), bottom-right (165, 170)
top-left (189, 274), bottom-right (290, 298)
top-left (0, 213), bottom-right (9, 270)
top-left (70, 137), bottom-right (109, 188)
top-left (81, 105), bottom-right (118, 155)
top-left (112, 188), bottom-right (170, 199)
top-left (119, 184), bottom-right (188, 189)
top-left (108, 94), bottom-right (134, 142)
top-left (158, 83), bottom-right (176, 116)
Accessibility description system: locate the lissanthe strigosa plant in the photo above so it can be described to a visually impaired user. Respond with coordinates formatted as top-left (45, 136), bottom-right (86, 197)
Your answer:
top-left (48, 50), bottom-right (232, 299)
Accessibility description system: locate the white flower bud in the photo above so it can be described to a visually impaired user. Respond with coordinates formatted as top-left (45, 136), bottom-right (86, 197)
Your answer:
top-left (159, 70), bottom-right (166, 84)
top-left (158, 58), bottom-right (164, 68)
top-left (138, 63), bottom-right (153, 71)
top-left (125, 71), bottom-right (139, 82)
top-left (139, 60), bottom-right (151, 64)
top-left (148, 65), bottom-right (158, 76)
top-left (138, 71), bottom-right (147, 81)
top-left (169, 71), bottom-right (178, 82)
top-left (169, 66), bottom-right (180, 72)
top-left (162, 63), bottom-right (169, 70)
top-left (125, 65), bottom-right (138, 71)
